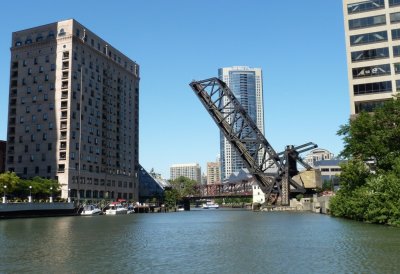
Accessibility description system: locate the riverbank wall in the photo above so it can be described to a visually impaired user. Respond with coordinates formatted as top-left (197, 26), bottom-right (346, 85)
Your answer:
top-left (289, 194), bottom-right (332, 214)
top-left (0, 202), bottom-right (77, 218)
top-left (259, 194), bottom-right (333, 214)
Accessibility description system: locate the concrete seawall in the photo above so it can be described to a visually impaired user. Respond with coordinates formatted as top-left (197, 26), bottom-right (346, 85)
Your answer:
top-left (260, 194), bottom-right (333, 214)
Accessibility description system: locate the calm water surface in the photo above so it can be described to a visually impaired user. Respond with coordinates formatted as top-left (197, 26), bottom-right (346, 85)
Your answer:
top-left (1, 209), bottom-right (400, 273)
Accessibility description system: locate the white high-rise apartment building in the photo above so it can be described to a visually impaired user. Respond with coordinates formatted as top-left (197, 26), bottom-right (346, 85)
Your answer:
top-left (343, 0), bottom-right (400, 115)
top-left (218, 66), bottom-right (264, 179)
top-left (170, 163), bottom-right (201, 183)
top-left (6, 19), bottom-right (140, 201)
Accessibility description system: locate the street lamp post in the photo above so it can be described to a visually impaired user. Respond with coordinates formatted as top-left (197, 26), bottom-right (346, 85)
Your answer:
top-left (29, 185), bottom-right (32, 203)
top-left (50, 187), bottom-right (53, 203)
top-left (2, 185), bottom-right (7, 204)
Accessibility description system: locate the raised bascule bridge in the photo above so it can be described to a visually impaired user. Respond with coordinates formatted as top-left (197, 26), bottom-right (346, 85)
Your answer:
top-left (189, 78), bottom-right (321, 206)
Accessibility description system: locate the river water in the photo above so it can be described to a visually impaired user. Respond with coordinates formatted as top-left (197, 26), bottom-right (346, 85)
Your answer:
top-left (1, 209), bottom-right (399, 273)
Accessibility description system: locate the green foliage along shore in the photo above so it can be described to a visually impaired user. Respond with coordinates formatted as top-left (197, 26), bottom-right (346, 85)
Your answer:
top-left (0, 172), bottom-right (60, 201)
top-left (330, 98), bottom-right (400, 226)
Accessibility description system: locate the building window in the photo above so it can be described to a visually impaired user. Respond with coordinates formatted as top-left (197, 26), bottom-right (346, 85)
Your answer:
top-left (390, 12), bottom-right (400, 23)
top-left (352, 64), bottom-right (390, 78)
top-left (390, 0), bottom-right (400, 6)
top-left (393, 45), bottom-right (400, 57)
top-left (59, 152), bottom-right (66, 160)
top-left (348, 0), bottom-right (385, 14)
top-left (58, 164), bottom-right (65, 173)
top-left (349, 14), bottom-right (386, 30)
top-left (353, 81), bottom-right (392, 95)
top-left (350, 31), bottom-right (387, 46)
top-left (355, 100), bottom-right (388, 113)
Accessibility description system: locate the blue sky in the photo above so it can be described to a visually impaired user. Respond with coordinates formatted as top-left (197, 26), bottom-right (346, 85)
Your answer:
top-left (0, 1), bottom-right (348, 179)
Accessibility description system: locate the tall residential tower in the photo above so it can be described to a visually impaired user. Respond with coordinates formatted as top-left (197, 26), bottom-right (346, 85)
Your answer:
top-left (218, 66), bottom-right (264, 180)
top-left (6, 19), bottom-right (140, 201)
top-left (343, 0), bottom-right (400, 115)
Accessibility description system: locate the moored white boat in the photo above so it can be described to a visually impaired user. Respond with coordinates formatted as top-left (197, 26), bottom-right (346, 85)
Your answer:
top-left (81, 204), bottom-right (102, 216)
top-left (202, 202), bottom-right (219, 209)
top-left (105, 202), bottom-right (128, 215)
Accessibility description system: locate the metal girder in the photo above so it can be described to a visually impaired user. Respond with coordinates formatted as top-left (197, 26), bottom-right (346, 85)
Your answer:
top-left (189, 78), bottom-right (317, 205)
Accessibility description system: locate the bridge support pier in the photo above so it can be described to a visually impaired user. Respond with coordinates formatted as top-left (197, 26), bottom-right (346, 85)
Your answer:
top-left (183, 199), bottom-right (191, 211)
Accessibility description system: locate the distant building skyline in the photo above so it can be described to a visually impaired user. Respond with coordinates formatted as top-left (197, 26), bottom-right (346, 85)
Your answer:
top-left (218, 66), bottom-right (264, 180)
top-left (304, 148), bottom-right (335, 168)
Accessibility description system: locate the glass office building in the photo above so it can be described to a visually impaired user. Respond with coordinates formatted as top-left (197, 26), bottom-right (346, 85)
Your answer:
top-left (218, 66), bottom-right (264, 180)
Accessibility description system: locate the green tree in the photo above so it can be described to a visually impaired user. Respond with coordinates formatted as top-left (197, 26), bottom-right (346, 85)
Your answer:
top-left (169, 176), bottom-right (199, 199)
top-left (164, 188), bottom-right (180, 208)
top-left (338, 98), bottom-right (400, 171)
top-left (331, 97), bottom-right (400, 226)
top-left (24, 177), bottom-right (60, 199)
top-left (0, 172), bottom-right (20, 194)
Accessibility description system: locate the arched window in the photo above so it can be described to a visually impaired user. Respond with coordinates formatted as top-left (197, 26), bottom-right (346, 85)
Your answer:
top-left (58, 28), bottom-right (66, 36)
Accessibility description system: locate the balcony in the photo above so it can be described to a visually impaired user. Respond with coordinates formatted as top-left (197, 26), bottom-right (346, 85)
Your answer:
top-left (62, 51), bottom-right (70, 60)
top-left (62, 61), bottom-right (69, 70)
top-left (61, 81), bottom-right (69, 89)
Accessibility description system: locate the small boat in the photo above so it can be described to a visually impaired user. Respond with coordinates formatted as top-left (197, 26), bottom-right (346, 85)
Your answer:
top-left (127, 205), bottom-right (135, 214)
top-left (105, 202), bottom-right (128, 215)
top-left (81, 204), bottom-right (102, 216)
top-left (202, 201), bottom-right (219, 209)
top-left (177, 205), bottom-right (184, 211)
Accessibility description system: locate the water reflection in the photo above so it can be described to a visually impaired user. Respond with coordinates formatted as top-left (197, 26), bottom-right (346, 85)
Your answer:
top-left (1, 210), bottom-right (399, 273)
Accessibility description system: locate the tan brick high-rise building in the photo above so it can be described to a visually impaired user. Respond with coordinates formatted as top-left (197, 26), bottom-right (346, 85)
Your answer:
top-left (206, 162), bottom-right (220, 185)
top-left (6, 19), bottom-right (140, 201)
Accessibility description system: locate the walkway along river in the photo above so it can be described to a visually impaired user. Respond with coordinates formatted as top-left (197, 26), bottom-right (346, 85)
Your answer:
top-left (1, 209), bottom-right (399, 273)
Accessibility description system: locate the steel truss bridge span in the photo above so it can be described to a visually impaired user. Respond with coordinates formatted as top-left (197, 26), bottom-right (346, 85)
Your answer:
top-left (189, 78), bottom-right (318, 205)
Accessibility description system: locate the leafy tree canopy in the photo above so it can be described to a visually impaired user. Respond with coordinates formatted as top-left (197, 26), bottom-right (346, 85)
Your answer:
top-left (338, 97), bottom-right (400, 171)
top-left (332, 97), bottom-right (400, 226)
top-left (169, 176), bottom-right (199, 199)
